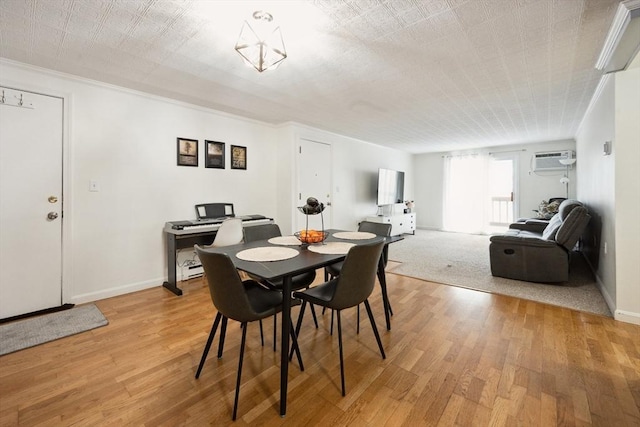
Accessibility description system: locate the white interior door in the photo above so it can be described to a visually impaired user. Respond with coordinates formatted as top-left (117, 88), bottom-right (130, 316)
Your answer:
top-left (297, 139), bottom-right (332, 232)
top-left (0, 87), bottom-right (63, 319)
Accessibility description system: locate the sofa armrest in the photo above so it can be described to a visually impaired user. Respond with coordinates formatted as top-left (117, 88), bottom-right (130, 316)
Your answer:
top-left (508, 220), bottom-right (548, 234)
top-left (489, 234), bottom-right (558, 248)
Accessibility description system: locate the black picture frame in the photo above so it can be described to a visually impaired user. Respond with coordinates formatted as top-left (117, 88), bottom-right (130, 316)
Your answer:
top-left (205, 140), bottom-right (225, 169)
top-left (177, 137), bottom-right (198, 167)
top-left (231, 145), bottom-right (247, 170)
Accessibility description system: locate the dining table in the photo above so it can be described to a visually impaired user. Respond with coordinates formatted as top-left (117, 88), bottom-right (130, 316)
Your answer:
top-left (201, 228), bottom-right (401, 416)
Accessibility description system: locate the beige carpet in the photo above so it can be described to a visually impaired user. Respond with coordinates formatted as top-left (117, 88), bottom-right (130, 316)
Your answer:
top-left (388, 230), bottom-right (611, 317)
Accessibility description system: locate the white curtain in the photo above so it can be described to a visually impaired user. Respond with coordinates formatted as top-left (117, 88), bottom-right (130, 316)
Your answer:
top-left (443, 154), bottom-right (489, 233)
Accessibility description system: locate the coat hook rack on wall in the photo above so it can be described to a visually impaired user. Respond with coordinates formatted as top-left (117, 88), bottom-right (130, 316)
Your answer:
top-left (0, 90), bottom-right (35, 109)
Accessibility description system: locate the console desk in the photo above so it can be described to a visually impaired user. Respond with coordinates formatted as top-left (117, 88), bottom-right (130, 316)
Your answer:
top-left (162, 216), bottom-right (273, 295)
top-left (366, 212), bottom-right (416, 236)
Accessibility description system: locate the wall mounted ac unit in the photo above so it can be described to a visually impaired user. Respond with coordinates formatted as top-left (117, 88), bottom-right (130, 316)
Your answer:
top-left (534, 151), bottom-right (574, 171)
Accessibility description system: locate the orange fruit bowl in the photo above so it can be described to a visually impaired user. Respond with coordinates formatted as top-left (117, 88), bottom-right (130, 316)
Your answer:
top-left (294, 230), bottom-right (329, 244)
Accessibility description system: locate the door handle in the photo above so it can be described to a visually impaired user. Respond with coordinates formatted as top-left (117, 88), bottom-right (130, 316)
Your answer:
top-left (47, 212), bottom-right (59, 220)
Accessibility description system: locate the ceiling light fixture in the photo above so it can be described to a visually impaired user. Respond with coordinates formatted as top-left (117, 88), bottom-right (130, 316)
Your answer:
top-left (234, 11), bottom-right (287, 72)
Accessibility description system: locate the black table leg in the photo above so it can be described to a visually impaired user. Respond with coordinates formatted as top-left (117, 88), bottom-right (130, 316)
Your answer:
top-left (280, 275), bottom-right (292, 416)
top-left (377, 257), bottom-right (391, 330)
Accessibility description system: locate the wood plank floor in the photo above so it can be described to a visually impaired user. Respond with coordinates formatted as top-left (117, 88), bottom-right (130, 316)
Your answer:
top-left (1, 268), bottom-right (639, 426)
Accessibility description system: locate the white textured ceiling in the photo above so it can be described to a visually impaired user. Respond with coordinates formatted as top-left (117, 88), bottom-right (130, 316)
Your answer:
top-left (0, 0), bottom-right (619, 153)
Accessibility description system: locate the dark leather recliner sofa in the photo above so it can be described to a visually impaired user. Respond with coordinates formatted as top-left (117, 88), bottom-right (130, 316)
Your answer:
top-left (489, 199), bottom-right (591, 283)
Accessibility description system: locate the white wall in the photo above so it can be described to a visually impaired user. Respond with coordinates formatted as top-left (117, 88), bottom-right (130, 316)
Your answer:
top-left (413, 140), bottom-right (576, 231)
top-left (576, 54), bottom-right (640, 325)
top-left (575, 76), bottom-right (617, 308)
top-left (1, 60), bottom-right (281, 303)
top-left (0, 59), bottom-right (411, 305)
top-left (412, 153), bottom-right (443, 229)
top-left (613, 57), bottom-right (640, 324)
top-left (288, 125), bottom-right (413, 232)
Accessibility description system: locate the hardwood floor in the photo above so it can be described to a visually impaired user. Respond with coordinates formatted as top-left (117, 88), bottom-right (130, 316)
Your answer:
top-left (1, 269), bottom-right (639, 426)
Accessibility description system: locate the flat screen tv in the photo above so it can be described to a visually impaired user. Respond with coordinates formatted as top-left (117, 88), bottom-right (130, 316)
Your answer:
top-left (377, 168), bottom-right (405, 206)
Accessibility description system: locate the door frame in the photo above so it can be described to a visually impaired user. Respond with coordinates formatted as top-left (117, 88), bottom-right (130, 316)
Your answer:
top-left (2, 78), bottom-right (72, 305)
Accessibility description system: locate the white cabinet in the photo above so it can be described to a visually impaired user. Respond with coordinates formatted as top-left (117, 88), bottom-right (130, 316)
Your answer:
top-left (365, 213), bottom-right (416, 236)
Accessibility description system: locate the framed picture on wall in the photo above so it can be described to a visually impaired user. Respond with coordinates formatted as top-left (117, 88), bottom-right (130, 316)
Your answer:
top-left (205, 140), bottom-right (225, 169)
top-left (231, 145), bottom-right (247, 170)
top-left (177, 137), bottom-right (198, 166)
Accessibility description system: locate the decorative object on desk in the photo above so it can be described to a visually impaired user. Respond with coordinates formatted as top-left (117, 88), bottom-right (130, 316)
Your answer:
top-left (404, 200), bottom-right (414, 213)
top-left (308, 241), bottom-right (355, 255)
top-left (333, 231), bottom-right (376, 240)
top-left (297, 197), bottom-right (326, 246)
top-left (236, 246), bottom-right (299, 262)
top-left (231, 145), bottom-right (247, 170)
top-left (235, 10), bottom-right (287, 73)
top-left (559, 157), bottom-right (576, 198)
top-left (177, 137), bottom-right (198, 166)
top-left (205, 140), bottom-right (225, 169)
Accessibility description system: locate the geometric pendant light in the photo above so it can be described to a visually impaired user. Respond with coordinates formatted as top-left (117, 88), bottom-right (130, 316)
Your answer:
top-left (234, 11), bottom-right (287, 72)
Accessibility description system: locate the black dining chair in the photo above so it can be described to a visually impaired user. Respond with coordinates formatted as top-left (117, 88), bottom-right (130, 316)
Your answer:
top-left (243, 224), bottom-right (319, 343)
top-left (194, 245), bottom-right (304, 420)
top-left (324, 221), bottom-right (392, 333)
top-left (293, 241), bottom-right (386, 396)
top-left (201, 218), bottom-right (266, 352)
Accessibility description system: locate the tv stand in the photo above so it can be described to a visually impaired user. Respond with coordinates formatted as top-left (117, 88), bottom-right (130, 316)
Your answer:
top-left (366, 213), bottom-right (415, 236)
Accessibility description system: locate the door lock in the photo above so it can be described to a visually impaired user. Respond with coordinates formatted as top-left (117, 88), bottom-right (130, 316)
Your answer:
top-left (47, 212), bottom-right (59, 220)
top-left (48, 196), bottom-right (58, 203)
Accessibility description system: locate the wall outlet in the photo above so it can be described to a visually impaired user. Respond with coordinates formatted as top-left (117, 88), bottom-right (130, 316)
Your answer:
top-left (89, 180), bottom-right (100, 192)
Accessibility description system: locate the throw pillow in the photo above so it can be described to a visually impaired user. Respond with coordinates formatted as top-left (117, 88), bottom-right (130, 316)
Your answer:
top-left (537, 200), bottom-right (560, 219)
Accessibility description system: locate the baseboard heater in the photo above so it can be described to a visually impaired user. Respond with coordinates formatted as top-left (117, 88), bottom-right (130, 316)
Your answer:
top-left (178, 263), bottom-right (203, 281)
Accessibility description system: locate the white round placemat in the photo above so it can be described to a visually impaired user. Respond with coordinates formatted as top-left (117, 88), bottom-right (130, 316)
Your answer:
top-left (236, 247), bottom-right (299, 262)
top-left (333, 231), bottom-right (377, 240)
top-left (307, 242), bottom-right (355, 255)
top-left (267, 236), bottom-right (302, 246)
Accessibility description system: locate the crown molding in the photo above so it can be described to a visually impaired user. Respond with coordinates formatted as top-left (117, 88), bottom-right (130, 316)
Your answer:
top-left (595, 0), bottom-right (640, 72)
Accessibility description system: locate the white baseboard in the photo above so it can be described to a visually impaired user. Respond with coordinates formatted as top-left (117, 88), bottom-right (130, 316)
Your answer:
top-left (68, 278), bottom-right (162, 305)
top-left (614, 310), bottom-right (640, 325)
top-left (581, 252), bottom-right (614, 310)
top-left (581, 253), bottom-right (640, 325)
top-left (593, 269), bottom-right (616, 315)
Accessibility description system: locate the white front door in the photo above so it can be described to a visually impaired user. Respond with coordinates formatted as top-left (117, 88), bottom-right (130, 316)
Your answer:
top-left (0, 87), bottom-right (63, 319)
top-left (297, 138), bottom-right (332, 232)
